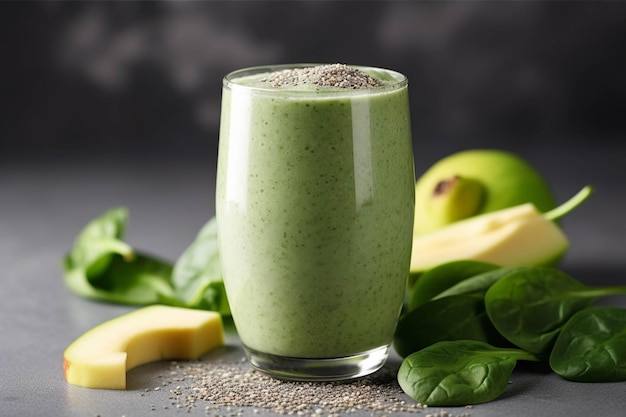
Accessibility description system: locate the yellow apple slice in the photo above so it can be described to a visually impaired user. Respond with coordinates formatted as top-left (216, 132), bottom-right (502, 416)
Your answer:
top-left (410, 186), bottom-right (592, 274)
top-left (63, 305), bottom-right (224, 389)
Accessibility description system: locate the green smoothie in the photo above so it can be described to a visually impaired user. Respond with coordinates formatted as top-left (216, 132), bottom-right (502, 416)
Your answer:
top-left (216, 64), bottom-right (414, 362)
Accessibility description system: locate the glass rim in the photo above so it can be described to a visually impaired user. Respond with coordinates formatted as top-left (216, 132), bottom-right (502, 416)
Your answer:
top-left (222, 63), bottom-right (408, 97)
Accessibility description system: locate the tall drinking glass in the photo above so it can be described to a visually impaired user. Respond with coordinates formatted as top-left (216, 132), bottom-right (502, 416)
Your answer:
top-left (216, 64), bottom-right (414, 381)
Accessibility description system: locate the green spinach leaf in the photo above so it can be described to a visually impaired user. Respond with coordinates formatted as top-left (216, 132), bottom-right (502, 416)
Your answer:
top-left (394, 294), bottom-right (509, 358)
top-left (64, 252), bottom-right (175, 305)
top-left (67, 207), bottom-right (134, 277)
top-left (63, 208), bottom-right (176, 305)
top-left (407, 260), bottom-right (500, 311)
top-left (63, 208), bottom-right (230, 315)
top-left (397, 340), bottom-right (538, 406)
top-left (431, 266), bottom-right (523, 300)
top-left (550, 306), bottom-right (626, 382)
top-left (171, 217), bottom-right (230, 315)
top-left (485, 267), bottom-right (626, 357)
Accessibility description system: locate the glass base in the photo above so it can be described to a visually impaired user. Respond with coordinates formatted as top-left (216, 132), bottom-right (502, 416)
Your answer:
top-left (243, 344), bottom-right (390, 381)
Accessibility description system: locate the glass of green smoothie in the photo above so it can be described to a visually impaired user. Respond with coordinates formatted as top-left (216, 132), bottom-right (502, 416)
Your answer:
top-left (216, 63), bottom-right (415, 381)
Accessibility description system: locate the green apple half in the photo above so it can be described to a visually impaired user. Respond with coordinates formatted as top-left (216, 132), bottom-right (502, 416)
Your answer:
top-left (63, 305), bottom-right (224, 389)
top-left (414, 149), bottom-right (557, 236)
top-left (410, 186), bottom-right (592, 274)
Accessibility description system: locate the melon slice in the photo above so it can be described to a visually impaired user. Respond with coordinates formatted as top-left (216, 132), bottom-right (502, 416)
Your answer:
top-left (63, 305), bottom-right (224, 389)
top-left (410, 186), bottom-right (592, 274)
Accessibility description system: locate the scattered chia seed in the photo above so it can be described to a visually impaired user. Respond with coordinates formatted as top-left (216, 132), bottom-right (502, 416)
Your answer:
top-left (425, 410), bottom-right (471, 417)
top-left (262, 64), bottom-right (384, 89)
top-left (155, 357), bottom-right (432, 416)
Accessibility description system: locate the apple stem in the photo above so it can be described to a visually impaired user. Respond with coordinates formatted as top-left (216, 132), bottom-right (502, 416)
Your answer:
top-left (544, 185), bottom-right (593, 222)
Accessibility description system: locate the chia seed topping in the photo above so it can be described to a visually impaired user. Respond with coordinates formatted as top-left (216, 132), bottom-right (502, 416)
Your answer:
top-left (262, 63), bottom-right (384, 89)
top-left (148, 357), bottom-right (433, 416)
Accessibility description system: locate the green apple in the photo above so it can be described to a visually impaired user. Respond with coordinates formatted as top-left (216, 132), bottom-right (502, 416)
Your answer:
top-left (63, 305), bottom-right (224, 389)
top-left (410, 186), bottom-right (592, 274)
top-left (414, 149), bottom-right (556, 236)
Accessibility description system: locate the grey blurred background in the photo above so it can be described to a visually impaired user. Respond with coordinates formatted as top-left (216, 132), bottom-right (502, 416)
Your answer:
top-left (2, 1), bottom-right (625, 161)
top-left (1, 1), bottom-right (625, 269)
top-left (2, 4), bottom-right (626, 416)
